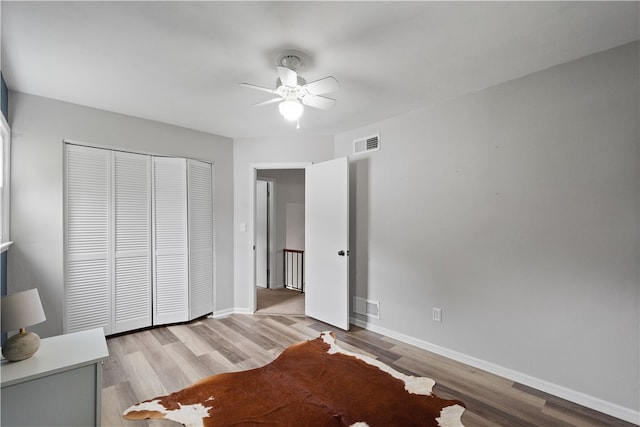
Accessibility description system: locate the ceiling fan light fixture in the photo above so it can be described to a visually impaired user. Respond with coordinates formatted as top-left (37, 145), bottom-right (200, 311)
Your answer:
top-left (241, 50), bottom-right (337, 124)
top-left (279, 98), bottom-right (304, 121)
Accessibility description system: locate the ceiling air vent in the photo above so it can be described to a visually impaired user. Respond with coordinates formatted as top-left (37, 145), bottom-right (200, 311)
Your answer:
top-left (353, 134), bottom-right (380, 155)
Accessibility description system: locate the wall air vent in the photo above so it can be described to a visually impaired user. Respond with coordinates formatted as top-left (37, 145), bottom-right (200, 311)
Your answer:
top-left (353, 134), bottom-right (380, 155)
top-left (353, 296), bottom-right (380, 319)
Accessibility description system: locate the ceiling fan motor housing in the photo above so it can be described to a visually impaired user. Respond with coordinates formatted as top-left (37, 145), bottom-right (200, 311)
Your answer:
top-left (276, 76), bottom-right (307, 88)
top-left (276, 49), bottom-right (310, 71)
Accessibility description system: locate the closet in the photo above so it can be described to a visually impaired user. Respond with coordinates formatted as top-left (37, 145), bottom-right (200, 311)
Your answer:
top-left (64, 143), bottom-right (213, 335)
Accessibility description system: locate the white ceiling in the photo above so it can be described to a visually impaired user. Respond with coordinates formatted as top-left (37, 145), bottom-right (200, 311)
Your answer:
top-left (1, 1), bottom-right (638, 139)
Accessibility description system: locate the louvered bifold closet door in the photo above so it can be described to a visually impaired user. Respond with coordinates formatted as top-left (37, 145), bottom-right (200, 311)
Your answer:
top-left (188, 160), bottom-right (214, 318)
top-left (153, 157), bottom-right (189, 324)
top-left (113, 151), bottom-right (152, 333)
top-left (64, 144), bottom-right (111, 334)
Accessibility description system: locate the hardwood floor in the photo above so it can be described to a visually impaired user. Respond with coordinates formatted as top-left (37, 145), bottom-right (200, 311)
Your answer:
top-left (255, 287), bottom-right (305, 315)
top-left (103, 314), bottom-right (635, 427)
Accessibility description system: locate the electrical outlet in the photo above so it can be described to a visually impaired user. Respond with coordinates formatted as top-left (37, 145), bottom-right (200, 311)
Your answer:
top-left (432, 307), bottom-right (442, 322)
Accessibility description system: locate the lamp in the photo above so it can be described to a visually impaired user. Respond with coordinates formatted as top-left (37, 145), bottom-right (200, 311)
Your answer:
top-left (1, 288), bottom-right (46, 362)
top-left (279, 96), bottom-right (304, 121)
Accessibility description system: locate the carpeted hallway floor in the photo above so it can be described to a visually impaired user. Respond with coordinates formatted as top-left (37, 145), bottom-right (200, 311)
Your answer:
top-left (255, 287), bottom-right (305, 315)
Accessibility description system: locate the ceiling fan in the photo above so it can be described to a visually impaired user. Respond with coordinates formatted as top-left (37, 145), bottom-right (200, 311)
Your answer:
top-left (240, 51), bottom-right (339, 124)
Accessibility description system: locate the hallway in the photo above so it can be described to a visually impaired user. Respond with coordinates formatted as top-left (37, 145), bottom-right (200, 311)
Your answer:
top-left (255, 288), bottom-right (304, 316)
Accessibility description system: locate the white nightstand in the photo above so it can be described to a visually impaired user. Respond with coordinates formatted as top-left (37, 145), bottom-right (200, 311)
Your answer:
top-left (1, 328), bottom-right (109, 427)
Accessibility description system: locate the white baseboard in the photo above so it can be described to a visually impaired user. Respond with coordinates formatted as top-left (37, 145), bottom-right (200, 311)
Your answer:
top-left (350, 317), bottom-right (640, 425)
top-left (210, 308), bottom-right (243, 318)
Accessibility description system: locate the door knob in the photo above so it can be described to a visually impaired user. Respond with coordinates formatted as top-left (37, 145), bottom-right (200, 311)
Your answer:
top-left (338, 250), bottom-right (349, 256)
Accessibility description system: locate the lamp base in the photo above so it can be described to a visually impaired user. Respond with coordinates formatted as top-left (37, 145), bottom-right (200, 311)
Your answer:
top-left (2, 330), bottom-right (41, 362)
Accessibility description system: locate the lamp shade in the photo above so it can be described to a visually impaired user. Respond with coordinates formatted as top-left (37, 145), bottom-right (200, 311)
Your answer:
top-left (279, 98), bottom-right (304, 121)
top-left (1, 288), bottom-right (46, 332)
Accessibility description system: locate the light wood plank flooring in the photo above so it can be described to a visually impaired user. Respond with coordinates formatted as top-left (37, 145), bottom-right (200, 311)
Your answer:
top-left (103, 314), bottom-right (635, 427)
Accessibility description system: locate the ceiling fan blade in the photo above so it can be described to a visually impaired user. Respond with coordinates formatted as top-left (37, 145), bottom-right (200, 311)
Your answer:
top-left (251, 97), bottom-right (282, 107)
top-left (277, 66), bottom-right (298, 87)
top-left (240, 82), bottom-right (277, 94)
top-left (302, 94), bottom-right (336, 110)
top-left (304, 76), bottom-right (340, 95)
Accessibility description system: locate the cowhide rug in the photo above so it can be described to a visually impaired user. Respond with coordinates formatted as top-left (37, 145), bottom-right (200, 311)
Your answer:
top-left (123, 331), bottom-right (465, 426)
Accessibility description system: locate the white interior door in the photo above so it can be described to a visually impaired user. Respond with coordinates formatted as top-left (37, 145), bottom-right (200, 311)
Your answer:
top-left (113, 151), bottom-right (152, 333)
top-left (305, 157), bottom-right (349, 330)
top-left (188, 159), bottom-right (214, 319)
top-left (256, 180), bottom-right (268, 288)
top-left (153, 157), bottom-right (189, 325)
top-left (64, 144), bottom-right (111, 334)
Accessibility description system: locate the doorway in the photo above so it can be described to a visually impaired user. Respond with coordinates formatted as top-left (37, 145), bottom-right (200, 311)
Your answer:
top-left (252, 165), bottom-right (308, 315)
top-left (249, 158), bottom-right (350, 329)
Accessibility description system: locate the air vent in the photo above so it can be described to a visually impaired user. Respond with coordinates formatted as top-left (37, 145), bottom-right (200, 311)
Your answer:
top-left (353, 296), bottom-right (380, 319)
top-left (353, 134), bottom-right (380, 155)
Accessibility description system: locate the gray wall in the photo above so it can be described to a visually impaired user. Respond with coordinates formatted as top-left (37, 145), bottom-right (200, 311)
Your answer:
top-left (257, 169), bottom-right (305, 287)
top-left (233, 135), bottom-right (333, 311)
top-left (8, 92), bottom-right (235, 339)
top-left (0, 72), bottom-right (7, 346)
top-left (335, 42), bottom-right (639, 414)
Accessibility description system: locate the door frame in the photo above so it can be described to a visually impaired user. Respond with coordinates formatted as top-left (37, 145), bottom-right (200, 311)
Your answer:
top-left (249, 162), bottom-right (311, 313)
